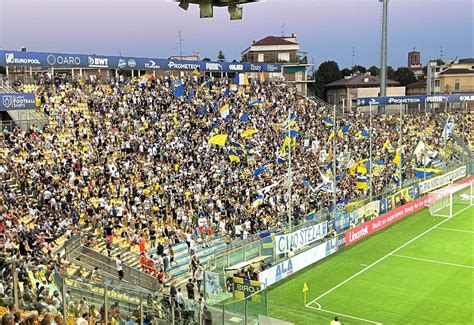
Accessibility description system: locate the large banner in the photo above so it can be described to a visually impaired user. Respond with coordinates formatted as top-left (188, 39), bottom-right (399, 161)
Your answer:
top-left (356, 94), bottom-right (474, 107)
top-left (233, 277), bottom-right (261, 301)
top-left (0, 50), bottom-right (281, 73)
top-left (0, 93), bottom-right (37, 110)
top-left (260, 235), bottom-right (345, 288)
top-left (419, 166), bottom-right (467, 193)
top-left (275, 221), bottom-right (328, 255)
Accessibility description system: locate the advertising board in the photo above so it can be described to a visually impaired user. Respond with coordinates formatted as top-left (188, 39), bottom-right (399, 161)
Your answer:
top-left (274, 221), bottom-right (328, 255)
top-left (260, 235), bottom-right (345, 287)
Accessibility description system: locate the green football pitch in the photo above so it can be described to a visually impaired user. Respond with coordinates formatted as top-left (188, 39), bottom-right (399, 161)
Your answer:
top-left (267, 190), bottom-right (473, 324)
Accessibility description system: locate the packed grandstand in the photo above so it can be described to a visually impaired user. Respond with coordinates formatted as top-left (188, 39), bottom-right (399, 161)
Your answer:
top-left (0, 71), bottom-right (472, 324)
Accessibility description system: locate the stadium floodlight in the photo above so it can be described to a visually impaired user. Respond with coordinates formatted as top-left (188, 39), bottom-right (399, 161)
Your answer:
top-left (429, 182), bottom-right (473, 218)
top-left (179, 0), bottom-right (189, 10)
top-left (228, 4), bottom-right (243, 20)
top-left (200, 0), bottom-right (213, 18)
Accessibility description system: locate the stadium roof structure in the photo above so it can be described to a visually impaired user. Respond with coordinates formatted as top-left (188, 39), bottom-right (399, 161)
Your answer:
top-left (325, 73), bottom-right (400, 88)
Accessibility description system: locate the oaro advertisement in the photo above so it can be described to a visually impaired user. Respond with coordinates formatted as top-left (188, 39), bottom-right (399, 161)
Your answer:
top-left (275, 221), bottom-right (328, 255)
top-left (260, 235), bottom-right (345, 288)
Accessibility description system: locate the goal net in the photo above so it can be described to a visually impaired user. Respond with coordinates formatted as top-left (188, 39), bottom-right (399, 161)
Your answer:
top-left (429, 181), bottom-right (473, 218)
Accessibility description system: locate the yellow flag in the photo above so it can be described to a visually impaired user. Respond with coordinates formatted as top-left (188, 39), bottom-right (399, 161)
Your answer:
top-left (302, 282), bottom-right (309, 293)
top-left (173, 113), bottom-right (180, 126)
top-left (240, 129), bottom-right (258, 138)
top-left (208, 134), bottom-right (228, 146)
top-left (393, 151), bottom-right (401, 165)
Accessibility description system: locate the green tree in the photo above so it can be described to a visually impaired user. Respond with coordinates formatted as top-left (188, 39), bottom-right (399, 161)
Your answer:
top-left (217, 50), bottom-right (226, 62)
top-left (368, 65), bottom-right (379, 76)
top-left (387, 66), bottom-right (395, 80)
top-left (351, 65), bottom-right (367, 74)
top-left (314, 61), bottom-right (341, 98)
top-left (203, 57), bottom-right (211, 62)
top-left (393, 67), bottom-right (417, 86)
top-left (340, 68), bottom-right (351, 77)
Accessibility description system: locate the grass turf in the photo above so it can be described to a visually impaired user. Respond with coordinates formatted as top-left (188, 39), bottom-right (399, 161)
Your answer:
top-left (267, 189), bottom-right (473, 324)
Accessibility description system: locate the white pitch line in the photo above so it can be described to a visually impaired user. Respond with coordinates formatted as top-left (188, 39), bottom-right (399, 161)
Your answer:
top-left (306, 304), bottom-right (382, 324)
top-left (306, 214), bottom-right (457, 306)
top-left (436, 227), bottom-right (474, 234)
top-left (391, 254), bottom-right (474, 269)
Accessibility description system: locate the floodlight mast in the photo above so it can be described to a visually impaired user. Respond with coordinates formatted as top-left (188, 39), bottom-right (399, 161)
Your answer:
top-left (379, 0), bottom-right (388, 114)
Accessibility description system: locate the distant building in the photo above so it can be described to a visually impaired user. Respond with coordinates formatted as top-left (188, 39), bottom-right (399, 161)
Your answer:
top-left (408, 49), bottom-right (423, 78)
top-left (438, 58), bottom-right (474, 93)
top-left (406, 78), bottom-right (427, 96)
top-left (241, 34), bottom-right (313, 95)
top-left (324, 72), bottom-right (404, 111)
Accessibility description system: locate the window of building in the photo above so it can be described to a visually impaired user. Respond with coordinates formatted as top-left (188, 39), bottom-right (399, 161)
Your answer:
top-left (295, 71), bottom-right (303, 81)
top-left (455, 79), bottom-right (460, 91)
top-left (434, 79), bottom-right (440, 87)
top-left (258, 53), bottom-right (264, 63)
top-left (277, 52), bottom-right (290, 62)
top-left (327, 94), bottom-right (334, 103)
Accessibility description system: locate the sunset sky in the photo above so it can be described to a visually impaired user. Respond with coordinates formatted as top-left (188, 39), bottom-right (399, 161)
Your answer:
top-left (0, 0), bottom-right (472, 69)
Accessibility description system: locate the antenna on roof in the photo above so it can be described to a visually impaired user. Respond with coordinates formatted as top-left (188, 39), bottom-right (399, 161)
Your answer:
top-left (352, 46), bottom-right (356, 68)
top-left (281, 23), bottom-right (285, 36)
top-left (440, 45), bottom-right (444, 62)
top-left (179, 31), bottom-right (184, 58)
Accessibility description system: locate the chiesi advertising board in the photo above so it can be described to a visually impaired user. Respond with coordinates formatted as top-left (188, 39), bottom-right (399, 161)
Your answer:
top-left (275, 221), bottom-right (328, 255)
top-left (260, 235), bottom-right (345, 288)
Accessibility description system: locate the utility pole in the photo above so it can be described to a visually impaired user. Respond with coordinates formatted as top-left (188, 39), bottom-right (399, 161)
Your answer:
top-left (379, 0), bottom-right (389, 114)
top-left (179, 31), bottom-right (183, 58)
top-left (352, 46), bottom-right (356, 68)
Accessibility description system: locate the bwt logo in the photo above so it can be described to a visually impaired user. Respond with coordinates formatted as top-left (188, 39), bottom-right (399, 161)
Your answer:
top-left (349, 226), bottom-right (369, 242)
top-left (205, 63), bottom-right (222, 71)
top-left (127, 59), bottom-right (137, 68)
top-left (88, 56), bottom-right (109, 68)
top-left (228, 64), bottom-right (243, 71)
top-left (47, 54), bottom-right (81, 66)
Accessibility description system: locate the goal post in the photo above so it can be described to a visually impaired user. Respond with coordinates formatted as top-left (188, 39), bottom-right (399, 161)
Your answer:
top-left (428, 181), bottom-right (473, 218)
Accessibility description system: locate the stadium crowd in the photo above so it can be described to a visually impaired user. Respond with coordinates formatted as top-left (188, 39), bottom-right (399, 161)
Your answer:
top-left (0, 72), bottom-right (471, 324)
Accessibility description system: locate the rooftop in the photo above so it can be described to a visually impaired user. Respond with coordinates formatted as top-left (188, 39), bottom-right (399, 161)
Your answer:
top-left (325, 73), bottom-right (400, 88)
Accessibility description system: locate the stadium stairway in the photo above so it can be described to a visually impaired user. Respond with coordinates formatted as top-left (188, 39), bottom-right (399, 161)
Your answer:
top-left (90, 233), bottom-right (230, 288)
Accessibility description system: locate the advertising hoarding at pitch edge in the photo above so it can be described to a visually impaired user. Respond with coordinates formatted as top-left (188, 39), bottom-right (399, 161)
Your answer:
top-left (0, 50), bottom-right (282, 73)
top-left (0, 93), bottom-right (37, 110)
top-left (259, 235), bottom-right (345, 288)
top-left (356, 94), bottom-right (474, 107)
top-left (345, 174), bottom-right (474, 246)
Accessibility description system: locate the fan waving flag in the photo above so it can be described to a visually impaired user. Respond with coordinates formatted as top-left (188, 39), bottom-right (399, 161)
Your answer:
top-left (252, 165), bottom-right (266, 177)
top-left (241, 129), bottom-right (258, 138)
top-left (220, 104), bottom-right (230, 120)
top-left (208, 134), bottom-right (228, 146)
top-left (173, 84), bottom-right (185, 97)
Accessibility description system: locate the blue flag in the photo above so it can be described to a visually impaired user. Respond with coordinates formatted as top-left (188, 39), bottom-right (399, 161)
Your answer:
top-left (252, 165), bottom-right (266, 177)
top-left (240, 111), bottom-right (252, 122)
top-left (173, 84), bottom-right (185, 97)
top-left (187, 90), bottom-right (195, 102)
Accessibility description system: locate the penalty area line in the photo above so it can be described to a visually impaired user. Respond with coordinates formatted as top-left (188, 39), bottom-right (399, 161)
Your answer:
top-left (306, 303), bottom-right (382, 324)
